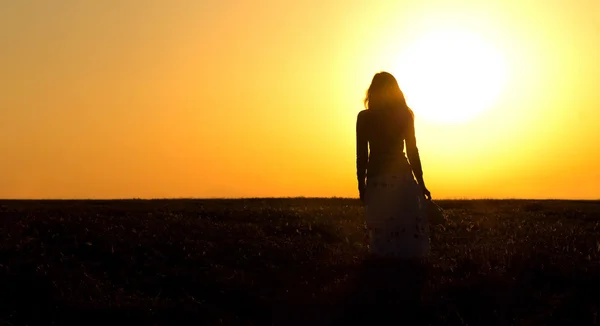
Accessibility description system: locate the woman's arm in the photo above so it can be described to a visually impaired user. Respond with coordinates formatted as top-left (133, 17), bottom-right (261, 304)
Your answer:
top-left (356, 111), bottom-right (368, 198)
top-left (405, 117), bottom-right (425, 186)
top-left (405, 117), bottom-right (432, 199)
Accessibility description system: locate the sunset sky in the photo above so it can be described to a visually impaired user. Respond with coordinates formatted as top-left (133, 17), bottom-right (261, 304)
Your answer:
top-left (1, 0), bottom-right (599, 199)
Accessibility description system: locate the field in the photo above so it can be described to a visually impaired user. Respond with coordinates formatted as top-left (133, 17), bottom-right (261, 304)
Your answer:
top-left (1, 199), bottom-right (600, 325)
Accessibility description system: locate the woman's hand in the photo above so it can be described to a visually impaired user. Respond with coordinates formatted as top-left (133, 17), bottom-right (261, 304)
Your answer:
top-left (417, 179), bottom-right (431, 200)
top-left (421, 185), bottom-right (431, 200)
top-left (359, 183), bottom-right (366, 203)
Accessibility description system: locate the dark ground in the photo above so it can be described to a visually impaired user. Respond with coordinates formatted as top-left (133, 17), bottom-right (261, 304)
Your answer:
top-left (1, 198), bottom-right (600, 325)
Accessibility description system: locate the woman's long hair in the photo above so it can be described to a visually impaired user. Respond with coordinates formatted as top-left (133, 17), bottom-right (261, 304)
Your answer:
top-left (364, 72), bottom-right (414, 123)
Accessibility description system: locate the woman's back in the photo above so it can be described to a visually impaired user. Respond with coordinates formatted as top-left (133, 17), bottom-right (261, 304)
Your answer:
top-left (356, 107), bottom-right (416, 179)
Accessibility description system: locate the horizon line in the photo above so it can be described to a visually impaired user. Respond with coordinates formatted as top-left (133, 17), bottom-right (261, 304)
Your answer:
top-left (0, 197), bottom-right (599, 201)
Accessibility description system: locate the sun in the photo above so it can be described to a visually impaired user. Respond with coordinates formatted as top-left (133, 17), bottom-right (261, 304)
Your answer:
top-left (392, 30), bottom-right (508, 124)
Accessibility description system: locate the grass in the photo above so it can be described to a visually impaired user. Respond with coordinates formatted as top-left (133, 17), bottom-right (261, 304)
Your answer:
top-left (1, 198), bottom-right (600, 325)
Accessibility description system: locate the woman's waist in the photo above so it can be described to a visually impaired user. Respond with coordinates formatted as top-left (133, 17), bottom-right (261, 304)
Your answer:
top-left (368, 155), bottom-right (410, 169)
top-left (367, 160), bottom-right (412, 178)
top-left (367, 171), bottom-right (415, 186)
top-left (369, 151), bottom-right (408, 162)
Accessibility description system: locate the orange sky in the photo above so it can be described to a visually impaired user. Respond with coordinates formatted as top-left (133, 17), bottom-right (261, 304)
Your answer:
top-left (1, 0), bottom-right (599, 199)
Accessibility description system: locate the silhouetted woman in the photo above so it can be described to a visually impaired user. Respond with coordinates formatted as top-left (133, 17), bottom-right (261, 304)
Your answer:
top-left (356, 71), bottom-right (431, 259)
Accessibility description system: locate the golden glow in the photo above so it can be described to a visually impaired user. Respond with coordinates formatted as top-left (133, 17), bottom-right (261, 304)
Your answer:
top-left (393, 29), bottom-right (508, 124)
top-left (0, 0), bottom-right (599, 199)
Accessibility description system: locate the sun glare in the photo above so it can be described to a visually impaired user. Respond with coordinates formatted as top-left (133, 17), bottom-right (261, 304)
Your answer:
top-left (393, 30), bottom-right (508, 124)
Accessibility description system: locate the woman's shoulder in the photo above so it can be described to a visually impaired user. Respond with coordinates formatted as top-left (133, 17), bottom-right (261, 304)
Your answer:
top-left (357, 109), bottom-right (373, 127)
top-left (357, 109), bottom-right (370, 120)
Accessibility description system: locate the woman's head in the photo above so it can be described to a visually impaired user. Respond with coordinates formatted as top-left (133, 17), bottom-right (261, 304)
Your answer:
top-left (364, 71), bottom-right (408, 110)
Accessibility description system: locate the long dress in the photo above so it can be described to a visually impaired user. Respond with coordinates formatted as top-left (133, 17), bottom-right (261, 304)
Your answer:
top-left (365, 172), bottom-right (429, 259)
top-left (356, 106), bottom-right (430, 259)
